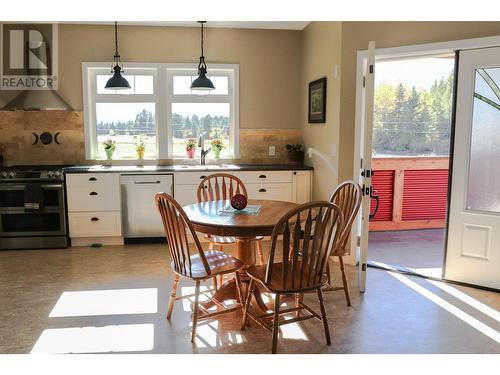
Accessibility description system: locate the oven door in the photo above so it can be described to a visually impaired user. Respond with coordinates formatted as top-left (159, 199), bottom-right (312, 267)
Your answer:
top-left (0, 182), bottom-right (66, 237)
top-left (0, 182), bottom-right (63, 211)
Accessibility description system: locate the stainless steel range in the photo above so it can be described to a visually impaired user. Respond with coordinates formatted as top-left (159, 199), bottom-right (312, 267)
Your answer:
top-left (0, 166), bottom-right (68, 250)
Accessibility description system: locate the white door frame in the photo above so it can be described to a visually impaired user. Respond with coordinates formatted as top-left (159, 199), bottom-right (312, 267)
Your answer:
top-left (350, 34), bottom-right (500, 269)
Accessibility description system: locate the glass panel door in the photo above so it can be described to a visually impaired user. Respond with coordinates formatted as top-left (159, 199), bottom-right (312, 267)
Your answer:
top-left (466, 67), bottom-right (500, 213)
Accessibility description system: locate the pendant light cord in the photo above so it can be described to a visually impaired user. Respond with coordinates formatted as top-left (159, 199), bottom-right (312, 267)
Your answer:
top-left (200, 22), bottom-right (204, 58)
top-left (114, 21), bottom-right (119, 58)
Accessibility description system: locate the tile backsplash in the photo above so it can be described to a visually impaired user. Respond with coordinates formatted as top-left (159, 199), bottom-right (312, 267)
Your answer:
top-left (0, 111), bottom-right (302, 165)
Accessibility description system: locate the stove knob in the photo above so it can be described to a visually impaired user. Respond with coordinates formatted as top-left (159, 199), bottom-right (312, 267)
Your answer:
top-left (0, 171), bottom-right (7, 179)
top-left (7, 171), bottom-right (15, 178)
top-left (54, 171), bottom-right (62, 178)
top-left (47, 171), bottom-right (54, 178)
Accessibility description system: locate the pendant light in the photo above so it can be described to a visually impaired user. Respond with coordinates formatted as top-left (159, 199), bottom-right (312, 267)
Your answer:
top-left (105, 22), bottom-right (131, 90)
top-left (190, 21), bottom-right (215, 91)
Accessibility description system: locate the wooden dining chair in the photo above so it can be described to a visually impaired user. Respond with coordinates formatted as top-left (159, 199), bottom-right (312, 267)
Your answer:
top-left (324, 180), bottom-right (362, 306)
top-left (241, 201), bottom-right (344, 354)
top-left (197, 173), bottom-right (265, 267)
top-left (155, 192), bottom-right (244, 343)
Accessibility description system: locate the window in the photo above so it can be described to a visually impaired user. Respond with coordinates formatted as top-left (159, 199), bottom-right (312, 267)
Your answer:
top-left (166, 65), bottom-right (238, 158)
top-left (83, 63), bottom-right (239, 160)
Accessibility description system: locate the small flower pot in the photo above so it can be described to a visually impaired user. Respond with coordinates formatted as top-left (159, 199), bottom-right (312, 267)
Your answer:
top-left (136, 148), bottom-right (145, 160)
top-left (105, 148), bottom-right (114, 160)
top-left (187, 148), bottom-right (196, 159)
top-left (213, 148), bottom-right (221, 159)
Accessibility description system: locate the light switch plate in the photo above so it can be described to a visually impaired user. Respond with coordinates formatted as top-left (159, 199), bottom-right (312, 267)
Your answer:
top-left (269, 146), bottom-right (276, 156)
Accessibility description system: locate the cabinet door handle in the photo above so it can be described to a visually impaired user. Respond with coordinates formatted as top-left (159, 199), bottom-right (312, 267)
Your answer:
top-left (259, 188), bottom-right (267, 192)
top-left (134, 181), bottom-right (161, 184)
top-left (200, 175), bottom-right (206, 179)
top-left (89, 191), bottom-right (98, 196)
top-left (259, 174), bottom-right (267, 179)
top-left (89, 177), bottom-right (97, 181)
top-left (90, 217), bottom-right (99, 221)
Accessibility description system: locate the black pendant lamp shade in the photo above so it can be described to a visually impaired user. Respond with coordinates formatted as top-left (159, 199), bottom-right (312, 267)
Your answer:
top-left (190, 21), bottom-right (215, 91)
top-left (105, 22), bottom-right (131, 90)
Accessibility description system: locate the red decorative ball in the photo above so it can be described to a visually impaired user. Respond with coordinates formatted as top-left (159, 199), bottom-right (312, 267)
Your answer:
top-left (230, 194), bottom-right (248, 210)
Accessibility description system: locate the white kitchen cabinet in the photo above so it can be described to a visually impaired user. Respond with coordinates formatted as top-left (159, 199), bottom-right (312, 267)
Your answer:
top-left (66, 172), bottom-right (122, 244)
top-left (245, 182), bottom-right (293, 202)
top-left (173, 184), bottom-right (199, 207)
top-left (293, 170), bottom-right (312, 204)
top-left (68, 211), bottom-right (122, 238)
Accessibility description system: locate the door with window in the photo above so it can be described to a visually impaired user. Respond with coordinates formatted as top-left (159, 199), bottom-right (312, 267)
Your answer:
top-left (445, 47), bottom-right (500, 289)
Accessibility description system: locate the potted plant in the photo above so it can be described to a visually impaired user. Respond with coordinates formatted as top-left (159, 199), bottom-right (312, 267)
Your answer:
top-left (186, 138), bottom-right (197, 158)
top-left (286, 144), bottom-right (304, 166)
top-left (210, 139), bottom-right (225, 159)
top-left (135, 135), bottom-right (146, 160)
top-left (103, 139), bottom-right (116, 160)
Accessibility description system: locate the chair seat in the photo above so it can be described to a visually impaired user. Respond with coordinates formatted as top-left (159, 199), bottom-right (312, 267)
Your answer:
top-left (172, 250), bottom-right (244, 280)
top-left (207, 235), bottom-right (264, 244)
top-left (246, 263), bottom-right (327, 293)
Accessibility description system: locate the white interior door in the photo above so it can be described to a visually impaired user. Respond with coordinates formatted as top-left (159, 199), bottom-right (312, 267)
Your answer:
top-left (444, 47), bottom-right (500, 290)
top-left (356, 41), bottom-right (376, 292)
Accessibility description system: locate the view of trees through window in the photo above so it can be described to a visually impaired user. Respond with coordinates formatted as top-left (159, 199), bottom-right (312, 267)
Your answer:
top-left (373, 57), bottom-right (454, 157)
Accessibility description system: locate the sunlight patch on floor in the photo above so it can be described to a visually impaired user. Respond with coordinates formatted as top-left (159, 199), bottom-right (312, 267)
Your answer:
top-left (386, 271), bottom-right (500, 344)
top-left (193, 321), bottom-right (220, 348)
top-left (49, 288), bottom-right (158, 318)
top-left (281, 315), bottom-right (309, 341)
top-left (409, 267), bottom-right (443, 278)
top-left (31, 324), bottom-right (154, 353)
top-left (427, 279), bottom-right (500, 323)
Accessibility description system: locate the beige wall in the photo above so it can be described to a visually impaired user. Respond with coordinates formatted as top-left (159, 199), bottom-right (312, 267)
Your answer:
top-left (301, 22), bottom-right (343, 200)
top-left (57, 24), bottom-right (302, 129)
top-left (338, 21), bottom-right (500, 181)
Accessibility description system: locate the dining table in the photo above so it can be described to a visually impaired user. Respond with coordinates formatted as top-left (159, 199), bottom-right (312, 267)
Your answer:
top-left (183, 199), bottom-right (299, 314)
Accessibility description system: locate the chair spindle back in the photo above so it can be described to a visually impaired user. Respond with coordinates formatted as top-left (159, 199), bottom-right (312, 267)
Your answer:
top-left (266, 201), bottom-right (343, 291)
top-left (155, 193), bottom-right (210, 277)
top-left (330, 181), bottom-right (362, 255)
top-left (197, 173), bottom-right (248, 203)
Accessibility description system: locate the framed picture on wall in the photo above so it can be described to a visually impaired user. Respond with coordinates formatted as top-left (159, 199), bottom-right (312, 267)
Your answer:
top-left (308, 77), bottom-right (327, 123)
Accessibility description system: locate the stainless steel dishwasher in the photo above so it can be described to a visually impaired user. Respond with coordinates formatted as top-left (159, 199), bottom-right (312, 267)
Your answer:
top-left (120, 173), bottom-right (174, 238)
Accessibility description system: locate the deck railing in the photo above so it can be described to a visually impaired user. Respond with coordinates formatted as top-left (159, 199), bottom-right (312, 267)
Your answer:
top-left (369, 156), bottom-right (449, 231)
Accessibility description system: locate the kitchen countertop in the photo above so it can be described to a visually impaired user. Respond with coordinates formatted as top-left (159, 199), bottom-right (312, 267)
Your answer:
top-left (63, 163), bottom-right (313, 173)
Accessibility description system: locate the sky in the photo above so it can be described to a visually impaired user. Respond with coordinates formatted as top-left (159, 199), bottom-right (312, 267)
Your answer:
top-left (375, 57), bottom-right (455, 90)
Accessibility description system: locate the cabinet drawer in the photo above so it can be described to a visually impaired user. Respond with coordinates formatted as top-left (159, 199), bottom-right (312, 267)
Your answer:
top-left (66, 173), bottom-right (119, 187)
top-left (246, 183), bottom-right (293, 202)
top-left (68, 212), bottom-right (122, 237)
top-left (67, 185), bottom-right (121, 211)
top-left (175, 171), bottom-right (233, 185)
top-left (234, 171), bottom-right (292, 183)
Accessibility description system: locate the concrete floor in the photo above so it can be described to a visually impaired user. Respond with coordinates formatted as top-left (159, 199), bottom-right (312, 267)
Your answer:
top-left (369, 229), bottom-right (445, 277)
top-left (0, 242), bottom-right (499, 354)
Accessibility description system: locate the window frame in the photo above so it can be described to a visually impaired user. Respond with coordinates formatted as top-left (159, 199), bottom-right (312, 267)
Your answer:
top-left (82, 62), bottom-right (239, 161)
top-left (166, 63), bottom-right (239, 159)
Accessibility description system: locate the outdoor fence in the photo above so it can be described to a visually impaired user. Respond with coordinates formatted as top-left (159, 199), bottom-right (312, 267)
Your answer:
top-left (370, 156), bottom-right (449, 231)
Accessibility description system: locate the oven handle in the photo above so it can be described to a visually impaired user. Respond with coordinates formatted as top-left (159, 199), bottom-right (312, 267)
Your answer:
top-left (0, 183), bottom-right (62, 190)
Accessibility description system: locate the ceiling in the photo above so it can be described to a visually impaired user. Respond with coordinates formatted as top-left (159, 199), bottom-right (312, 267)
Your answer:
top-left (63, 21), bottom-right (310, 30)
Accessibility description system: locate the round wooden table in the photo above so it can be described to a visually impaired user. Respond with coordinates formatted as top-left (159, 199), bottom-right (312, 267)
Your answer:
top-left (183, 199), bottom-right (298, 313)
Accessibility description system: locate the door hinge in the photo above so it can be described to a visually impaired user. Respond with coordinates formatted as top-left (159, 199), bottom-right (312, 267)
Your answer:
top-left (362, 76), bottom-right (366, 87)
top-left (356, 236), bottom-right (361, 247)
top-left (361, 169), bottom-right (374, 178)
top-left (361, 184), bottom-right (373, 197)
top-left (362, 263), bottom-right (367, 271)
top-left (369, 64), bottom-right (374, 74)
